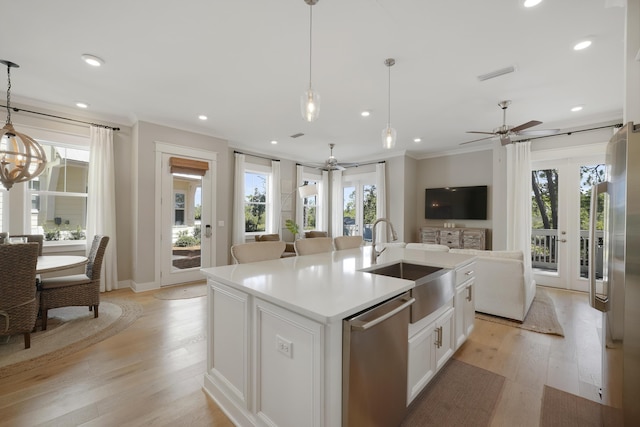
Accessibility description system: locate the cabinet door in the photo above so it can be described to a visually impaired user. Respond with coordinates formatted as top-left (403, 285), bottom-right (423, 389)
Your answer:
top-left (253, 298), bottom-right (323, 427)
top-left (210, 281), bottom-right (250, 408)
top-left (454, 284), bottom-right (467, 350)
top-left (463, 281), bottom-right (476, 337)
top-left (407, 322), bottom-right (437, 404)
top-left (434, 307), bottom-right (455, 371)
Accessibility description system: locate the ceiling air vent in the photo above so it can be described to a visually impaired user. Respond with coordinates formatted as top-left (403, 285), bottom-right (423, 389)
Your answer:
top-left (290, 132), bottom-right (305, 138)
top-left (477, 66), bottom-right (516, 82)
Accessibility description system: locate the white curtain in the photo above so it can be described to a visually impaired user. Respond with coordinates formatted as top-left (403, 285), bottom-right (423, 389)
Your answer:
top-left (317, 170), bottom-right (329, 232)
top-left (232, 153), bottom-right (246, 245)
top-left (87, 126), bottom-right (118, 292)
top-left (506, 141), bottom-right (533, 274)
top-left (295, 165), bottom-right (304, 234)
top-left (375, 162), bottom-right (388, 243)
top-left (331, 170), bottom-right (343, 238)
top-left (269, 160), bottom-right (281, 235)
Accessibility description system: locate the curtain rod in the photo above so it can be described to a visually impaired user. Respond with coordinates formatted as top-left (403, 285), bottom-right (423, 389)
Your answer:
top-left (0, 104), bottom-right (120, 131)
top-left (516, 123), bottom-right (622, 143)
top-left (233, 150), bottom-right (280, 162)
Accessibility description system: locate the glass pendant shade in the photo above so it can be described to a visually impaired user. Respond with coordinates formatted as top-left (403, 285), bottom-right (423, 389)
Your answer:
top-left (0, 124), bottom-right (47, 190)
top-left (301, 86), bottom-right (320, 122)
top-left (382, 125), bottom-right (397, 149)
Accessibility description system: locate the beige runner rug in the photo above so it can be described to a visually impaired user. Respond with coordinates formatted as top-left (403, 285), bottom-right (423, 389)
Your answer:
top-left (475, 289), bottom-right (565, 336)
top-left (540, 386), bottom-right (623, 427)
top-left (401, 359), bottom-right (505, 426)
top-left (0, 297), bottom-right (142, 379)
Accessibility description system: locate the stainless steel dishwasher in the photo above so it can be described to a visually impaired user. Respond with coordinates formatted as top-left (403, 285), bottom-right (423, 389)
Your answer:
top-left (342, 291), bottom-right (415, 427)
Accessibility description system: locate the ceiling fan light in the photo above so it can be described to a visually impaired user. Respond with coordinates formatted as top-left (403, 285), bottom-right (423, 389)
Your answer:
top-left (382, 126), bottom-right (397, 149)
top-left (301, 87), bottom-right (320, 122)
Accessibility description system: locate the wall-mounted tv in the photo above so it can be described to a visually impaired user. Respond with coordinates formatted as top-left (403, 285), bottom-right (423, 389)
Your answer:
top-left (425, 185), bottom-right (488, 220)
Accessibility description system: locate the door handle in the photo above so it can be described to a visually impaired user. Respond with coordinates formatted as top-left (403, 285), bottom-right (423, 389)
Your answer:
top-left (559, 239), bottom-right (567, 243)
top-left (589, 182), bottom-right (609, 312)
top-left (205, 224), bottom-right (212, 238)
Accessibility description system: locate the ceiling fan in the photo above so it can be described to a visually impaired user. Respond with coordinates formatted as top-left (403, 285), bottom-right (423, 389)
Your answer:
top-left (321, 143), bottom-right (358, 171)
top-left (461, 100), bottom-right (559, 146)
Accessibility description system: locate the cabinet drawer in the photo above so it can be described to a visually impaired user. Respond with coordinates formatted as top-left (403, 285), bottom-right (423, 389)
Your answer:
top-left (421, 229), bottom-right (438, 244)
top-left (455, 262), bottom-right (476, 287)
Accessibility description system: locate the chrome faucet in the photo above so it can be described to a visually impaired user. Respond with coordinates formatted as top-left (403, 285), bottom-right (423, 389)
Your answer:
top-left (371, 218), bottom-right (398, 264)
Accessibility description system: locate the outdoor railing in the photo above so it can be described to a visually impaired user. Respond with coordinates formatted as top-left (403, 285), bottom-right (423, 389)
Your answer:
top-left (531, 228), bottom-right (603, 278)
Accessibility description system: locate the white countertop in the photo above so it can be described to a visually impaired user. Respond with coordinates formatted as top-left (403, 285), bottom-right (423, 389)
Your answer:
top-left (200, 246), bottom-right (476, 324)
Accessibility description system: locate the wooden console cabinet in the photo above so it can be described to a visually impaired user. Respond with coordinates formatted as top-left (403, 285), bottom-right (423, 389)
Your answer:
top-left (420, 226), bottom-right (486, 250)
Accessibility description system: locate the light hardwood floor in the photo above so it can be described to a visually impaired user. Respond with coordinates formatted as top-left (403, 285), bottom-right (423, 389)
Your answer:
top-left (0, 285), bottom-right (602, 426)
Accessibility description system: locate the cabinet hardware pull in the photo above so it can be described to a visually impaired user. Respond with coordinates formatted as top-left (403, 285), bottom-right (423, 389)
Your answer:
top-left (466, 285), bottom-right (472, 302)
top-left (465, 270), bottom-right (474, 276)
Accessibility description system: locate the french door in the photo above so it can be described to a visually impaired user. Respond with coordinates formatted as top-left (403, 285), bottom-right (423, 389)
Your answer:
top-left (157, 146), bottom-right (216, 287)
top-left (342, 173), bottom-right (376, 242)
top-left (531, 154), bottom-right (604, 291)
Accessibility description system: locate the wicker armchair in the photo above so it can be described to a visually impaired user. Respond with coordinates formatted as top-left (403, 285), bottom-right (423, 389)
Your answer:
top-left (39, 235), bottom-right (109, 330)
top-left (9, 234), bottom-right (44, 255)
top-left (0, 243), bottom-right (40, 349)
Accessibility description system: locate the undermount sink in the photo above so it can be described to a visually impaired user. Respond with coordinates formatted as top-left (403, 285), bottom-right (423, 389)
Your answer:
top-left (362, 262), bottom-right (454, 323)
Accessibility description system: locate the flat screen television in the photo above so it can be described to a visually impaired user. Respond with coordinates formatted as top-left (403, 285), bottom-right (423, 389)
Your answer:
top-left (425, 185), bottom-right (487, 220)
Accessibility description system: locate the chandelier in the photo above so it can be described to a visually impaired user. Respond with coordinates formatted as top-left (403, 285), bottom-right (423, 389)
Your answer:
top-left (0, 60), bottom-right (47, 190)
top-left (382, 58), bottom-right (397, 149)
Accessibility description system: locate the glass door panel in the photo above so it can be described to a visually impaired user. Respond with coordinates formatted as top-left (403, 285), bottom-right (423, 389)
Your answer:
top-left (531, 168), bottom-right (560, 275)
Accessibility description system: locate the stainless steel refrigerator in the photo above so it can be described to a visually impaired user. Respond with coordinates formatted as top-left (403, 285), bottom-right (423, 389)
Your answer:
top-left (589, 122), bottom-right (640, 425)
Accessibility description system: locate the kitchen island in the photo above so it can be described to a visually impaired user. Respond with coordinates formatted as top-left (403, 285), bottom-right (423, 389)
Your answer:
top-left (201, 245), bottom-right (476, 427)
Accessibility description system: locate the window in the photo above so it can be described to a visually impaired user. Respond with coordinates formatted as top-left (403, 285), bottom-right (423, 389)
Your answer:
top-left (302, 179), bottom-right (317, 231)
top-left (174, 191), bottom-right (186, 225)
top-left (244, 170), bottom-right (269, 233)
top-left (343, 173), bottom-right (377, 241)
top-left (28, 143), bottom-right (89, 244)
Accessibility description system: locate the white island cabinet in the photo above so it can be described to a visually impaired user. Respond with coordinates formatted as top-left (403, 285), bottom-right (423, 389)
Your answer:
top-left (201, 246), bottom-right (475, 427)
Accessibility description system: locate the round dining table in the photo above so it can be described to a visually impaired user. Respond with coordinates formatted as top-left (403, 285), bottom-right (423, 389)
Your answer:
top-left (36, 255), bottom-right (88, 274)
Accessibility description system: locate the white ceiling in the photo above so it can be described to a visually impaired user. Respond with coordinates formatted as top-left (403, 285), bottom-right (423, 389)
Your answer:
top-left (2, 0), bottom-right (626, 165)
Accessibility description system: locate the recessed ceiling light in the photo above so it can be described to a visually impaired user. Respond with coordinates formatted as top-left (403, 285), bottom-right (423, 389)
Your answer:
top-left (75, 102), bottom-right (89, 109)
top-left (198, 114), bottom-right (208, 121)
top-left (361, 111), bottom-right (371, 117)
top-left (413, 138), bottom-right (422, 143)
top-left (81, 54), bottom-right (104, 67)
top-left (573, 40), bottom-right (592, 51)
top-left (571, 105), bottom-right (584, 112)
top-left (523, 0), bottom-right (542, 7)
top-left (270, 140), bottom-right (278, 145)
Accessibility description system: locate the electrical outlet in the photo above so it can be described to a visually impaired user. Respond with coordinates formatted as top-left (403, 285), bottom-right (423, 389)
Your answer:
top-left (276, 335), bottom-right (293, 358)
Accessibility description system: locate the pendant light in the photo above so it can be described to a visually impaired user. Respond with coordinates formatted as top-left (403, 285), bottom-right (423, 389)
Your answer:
top-left (382, 58), bottom-right (396, 149)
top-left (0, 60), bottom-right (47, 190)
top-left (301, 0), bottom-right (320, 122)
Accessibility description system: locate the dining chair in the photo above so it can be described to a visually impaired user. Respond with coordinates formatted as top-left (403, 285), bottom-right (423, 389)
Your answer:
top-left (0, 242), bottom-right (40, 348)
top-left (334, 235), bottom-right (364, 251)
top-left (294, 237), bottom-right (334, 256)
top-left (231, 241), bottom-right (286, 264)
top-left (10, 234), bottom-right (44, 255)
top-left (39, 235), bottom-right (109, 330)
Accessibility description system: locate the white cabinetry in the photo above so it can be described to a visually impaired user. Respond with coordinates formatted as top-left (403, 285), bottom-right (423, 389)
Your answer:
top-left (407, 301), bottom-right (455, 404)
top-left (454, 261), bottom-right (476, 349)
top-left (207, 281), bottom-right (323, 427)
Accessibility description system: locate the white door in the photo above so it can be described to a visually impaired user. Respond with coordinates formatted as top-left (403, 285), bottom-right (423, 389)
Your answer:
top-left (531, 154), bottom-right (605, 291)
top-left (159, 150), bottom-right (216, 286)
top-left (342, 172), bottom-right (376, 241)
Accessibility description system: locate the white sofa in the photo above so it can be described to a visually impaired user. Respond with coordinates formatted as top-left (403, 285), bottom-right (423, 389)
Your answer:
top-left (449, 249), bottom-right (536, 322)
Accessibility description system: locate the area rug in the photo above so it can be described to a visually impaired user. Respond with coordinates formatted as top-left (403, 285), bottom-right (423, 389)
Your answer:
top-left (540, 386), bottom-right (623, 427)
top-left (153, 282), bottom-right (207, 300)
top-left (475, 289), bottom-right (565, 336)
top-left (401, 359), bottom-right (505, 426)
top-left (0, 297), bottom-right (142, 379)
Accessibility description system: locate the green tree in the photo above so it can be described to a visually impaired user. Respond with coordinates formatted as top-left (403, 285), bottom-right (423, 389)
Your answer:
top-left (245, 184), bottom-right (266, 232)
top-left (363, 185), bottom-right (377, 225)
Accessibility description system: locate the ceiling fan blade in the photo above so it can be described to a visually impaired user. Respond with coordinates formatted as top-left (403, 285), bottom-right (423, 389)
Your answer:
top-left (500, 135), bottom-right (512, 146)
top-left (466, 131), bottom-right (495, 135)
top-left (511, 120), bottom-right (542, 133)
top-left (459, 135), bottom-right (494, 145)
